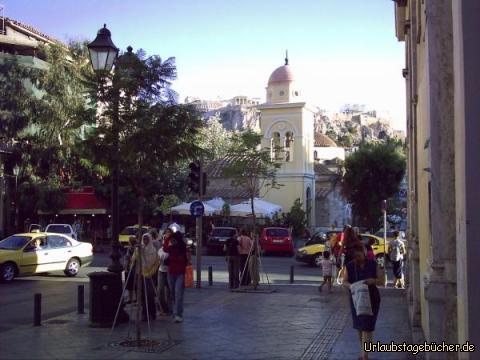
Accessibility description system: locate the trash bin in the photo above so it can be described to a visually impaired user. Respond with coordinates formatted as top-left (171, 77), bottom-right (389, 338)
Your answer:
top-left (88, 271), bottom-right (128, 327)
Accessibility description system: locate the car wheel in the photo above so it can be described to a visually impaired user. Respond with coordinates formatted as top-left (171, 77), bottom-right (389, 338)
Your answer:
top-left (313, 253), bottom-right (323, 268)
top-left (64, 258), bottom-right (80, 277)
top-left (0, 262), bottom-right (17, 282)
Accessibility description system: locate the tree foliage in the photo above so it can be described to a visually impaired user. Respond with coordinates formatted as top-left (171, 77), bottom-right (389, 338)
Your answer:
top-left (284, 198), bottom-right (307, 237)
top-left (198, 115), bottom-right (232, 161)
top-left (341, 140), bottom-right (406, 230)
top-left (86, 48), bottom-right (204, 224)
top-left (222, 130), bottom-right (281, 236)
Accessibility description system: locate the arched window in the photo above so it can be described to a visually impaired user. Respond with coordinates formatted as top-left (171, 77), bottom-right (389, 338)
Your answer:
top-left (314, 150), bottom-right (318, 160)
top-left (284, 131), bottom-right (294, 162)
top-left (271, 132), bottom-right (282, 161)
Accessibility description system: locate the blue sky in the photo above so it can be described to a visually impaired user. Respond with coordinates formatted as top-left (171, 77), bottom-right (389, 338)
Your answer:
top-left (3, 0), bottom-right (406, 130)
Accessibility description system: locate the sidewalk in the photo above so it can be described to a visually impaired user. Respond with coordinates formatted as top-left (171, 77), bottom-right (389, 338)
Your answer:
top-left (0, 283), bottom-right (414, 360)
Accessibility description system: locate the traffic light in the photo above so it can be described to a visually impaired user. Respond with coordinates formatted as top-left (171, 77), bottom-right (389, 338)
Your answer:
top-left (188, 162), bottom-right (201, 194)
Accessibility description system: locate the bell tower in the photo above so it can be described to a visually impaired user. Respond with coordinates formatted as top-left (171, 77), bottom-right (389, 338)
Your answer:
top-left (258, 57), bottom-right (315, 226)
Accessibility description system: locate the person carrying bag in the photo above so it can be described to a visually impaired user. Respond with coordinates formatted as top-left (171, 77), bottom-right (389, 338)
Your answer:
top-left (343, 244), bottom-right (385, 360)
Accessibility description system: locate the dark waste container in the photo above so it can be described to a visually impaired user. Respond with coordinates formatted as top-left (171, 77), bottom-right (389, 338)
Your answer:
top-left (88, 271), bottom-right (128, 327)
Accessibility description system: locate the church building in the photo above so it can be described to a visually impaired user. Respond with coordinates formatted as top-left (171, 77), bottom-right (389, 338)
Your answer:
top-left (258, 56), bottom-right (316, 227)
top-left (206, 56), bottom-right (350, 228)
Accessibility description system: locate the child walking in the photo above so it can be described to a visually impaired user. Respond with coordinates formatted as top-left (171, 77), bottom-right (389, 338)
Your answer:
top-left (318, 251), bottom-right (334, 293)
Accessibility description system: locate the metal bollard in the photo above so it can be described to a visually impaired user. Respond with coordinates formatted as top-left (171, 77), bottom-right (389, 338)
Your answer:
top-left (34, 293), bottom-right (42, 326)
top-left (77, 285), bottom-right (85, 314)
top-left (208, 266), bottom-right (213, 286)
top-left (290, 265), bottom-right (294, 284)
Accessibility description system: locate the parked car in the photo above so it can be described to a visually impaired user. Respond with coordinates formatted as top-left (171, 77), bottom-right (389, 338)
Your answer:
top-left (206, 227), bottom-right (237, 255)
top-left (0, 232), bottom-right (93, 282)
top-left (374, 230), bottom-right (397, 243)
top-left (259, 227), bottom-right (294, 256)
top-left (296, 233), bottom-right (387, 267)
top-left (45, 224), bottom-right (77, 240)
top-left (118, 225), bottom-right (155, 247)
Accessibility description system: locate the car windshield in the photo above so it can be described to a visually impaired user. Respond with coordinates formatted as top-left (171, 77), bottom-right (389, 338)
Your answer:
top-left (212, 228), bottom-right (236, 237)
top-left (46, 225), bottom-right (71, 234)
top-left (120, 227), bottom-right (148, 235)
top-left (265, 229), bottom-right (289, 237)
top-left (0, 235), bottom-right (32, 250)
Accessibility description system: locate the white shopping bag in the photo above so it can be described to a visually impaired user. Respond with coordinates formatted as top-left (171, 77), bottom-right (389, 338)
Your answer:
top-left (350, 281), bottom-right (373, 316)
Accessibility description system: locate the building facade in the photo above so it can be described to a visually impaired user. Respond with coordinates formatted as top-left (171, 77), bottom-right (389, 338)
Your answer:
top-left (394, 1), bottom-right (480, 358)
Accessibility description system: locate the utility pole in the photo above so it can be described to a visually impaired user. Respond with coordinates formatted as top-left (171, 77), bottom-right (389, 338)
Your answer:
top-left (382, 199), bottom-right (388, 287)
top-left (195, 159), bottom-right (204, 288)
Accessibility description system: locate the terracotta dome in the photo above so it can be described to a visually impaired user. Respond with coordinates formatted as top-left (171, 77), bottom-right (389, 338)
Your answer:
top-left (314, 132), bottom-right (337, 147)
top-left (268, 65), bottom-right (295, 84)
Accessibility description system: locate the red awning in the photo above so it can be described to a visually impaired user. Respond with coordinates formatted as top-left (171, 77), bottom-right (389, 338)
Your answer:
top-left (60, 187), bottom-right (108, 215)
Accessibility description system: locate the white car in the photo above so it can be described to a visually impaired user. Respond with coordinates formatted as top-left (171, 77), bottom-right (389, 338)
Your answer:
top-left (45, 224), bottom-right (78, 240)
top-left (0, 232), bottom-right (93, 282)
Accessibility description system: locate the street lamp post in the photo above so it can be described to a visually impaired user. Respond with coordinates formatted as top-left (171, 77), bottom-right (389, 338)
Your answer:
top-left (87, 25), bottom-right (123, 273)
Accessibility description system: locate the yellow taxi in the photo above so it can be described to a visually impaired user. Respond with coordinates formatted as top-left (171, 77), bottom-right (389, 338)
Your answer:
top-left (119, 225), bottom-right (155, 247)
top-left (295, 233), bottom-right (388, 267)
top-left (0, 232), bottom-right (93, 282)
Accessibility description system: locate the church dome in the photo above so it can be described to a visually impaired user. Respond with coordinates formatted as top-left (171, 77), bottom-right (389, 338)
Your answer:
top-left (268, 64), bottom-right (295, 85)
top-left (315, 132), bottom-right (337, 147)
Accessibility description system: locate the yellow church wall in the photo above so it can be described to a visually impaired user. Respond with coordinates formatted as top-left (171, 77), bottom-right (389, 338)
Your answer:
top-left (259, 104), bottom-right (315, 225)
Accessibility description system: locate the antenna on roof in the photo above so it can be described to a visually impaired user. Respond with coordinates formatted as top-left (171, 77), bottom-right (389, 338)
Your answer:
top-left (285, 49), bottom-right (289, 65)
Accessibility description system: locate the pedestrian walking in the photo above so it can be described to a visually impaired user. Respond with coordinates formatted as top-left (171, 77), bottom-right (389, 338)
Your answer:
top-left (224, 229), bottom-right (240, 289)
top-left (337, 225), bottom-right (362, 284)
top-left (388, 230), bottom-right (406, 288)
top-left (157, 228), bottom-right (172, 315)
top-left (318, 250), bottom-right (334, 293)
top-left (342, 245), bottom-right (385, 360)
top-left (238, 229), bottom-right (253, 286)
top-left (163, 231), bottom-right (189, 323)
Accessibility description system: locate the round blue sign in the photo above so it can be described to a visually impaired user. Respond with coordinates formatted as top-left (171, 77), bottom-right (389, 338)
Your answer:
top-left (190, 201), bottom-right (205, 217)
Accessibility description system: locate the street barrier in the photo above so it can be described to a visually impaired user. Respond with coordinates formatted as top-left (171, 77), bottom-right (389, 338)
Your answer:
top-left (208, 266), bottom-right (213, 286)
top-left (290, 265), bottom-right (294, 283)
top-left (33, 293), bottom-right (42, 326)
top-left (78, 285), bottom-right (85, 314)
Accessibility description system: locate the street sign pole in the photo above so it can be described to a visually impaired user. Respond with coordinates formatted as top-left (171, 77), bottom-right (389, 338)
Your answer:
top-left (195, 160), bottom-right (204, 289)
top-left (382, 199), bottom-right (388, 287)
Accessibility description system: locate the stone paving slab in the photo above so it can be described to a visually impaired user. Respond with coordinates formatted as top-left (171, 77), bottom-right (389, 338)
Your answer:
top-left (0, 284), bottom-right (413, 360)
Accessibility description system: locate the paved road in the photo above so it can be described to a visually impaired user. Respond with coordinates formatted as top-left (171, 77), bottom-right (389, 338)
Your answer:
top-left (0, 252), bottom-right (322, 332)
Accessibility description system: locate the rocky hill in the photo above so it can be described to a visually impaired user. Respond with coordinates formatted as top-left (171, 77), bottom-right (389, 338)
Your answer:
top-left (188, 97), bottom-right (404, 146)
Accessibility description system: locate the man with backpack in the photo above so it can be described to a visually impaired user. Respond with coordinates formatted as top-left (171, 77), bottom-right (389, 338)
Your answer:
top-left (388, 230), bottom-right (406, 288)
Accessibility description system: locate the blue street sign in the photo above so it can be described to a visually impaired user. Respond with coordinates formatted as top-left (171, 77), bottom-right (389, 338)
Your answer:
top-left (190, 201), bottom-right (205, 218)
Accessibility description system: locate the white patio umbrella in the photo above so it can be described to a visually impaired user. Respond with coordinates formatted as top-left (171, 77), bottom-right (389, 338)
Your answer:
top-left (230, 198), bottom-right (282, 218)
top-left (204, 197), bottom-right (225, 210)
top-left (170, 201), bottom-right (217, 216)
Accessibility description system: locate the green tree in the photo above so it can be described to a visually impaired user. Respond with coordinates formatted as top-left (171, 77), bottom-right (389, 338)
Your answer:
top-left (86, 48), bottom-right (204, 226)
top-left (283, 198), bottom-right (307, 238)
top-left (341, 141), bottom-right (406, 230)
top-left (198, 115), bottom-right (232, 161)
top-left (0, 42), bottom-right (97, 229)
top-left (222, 130), bottom-right (281, 237)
